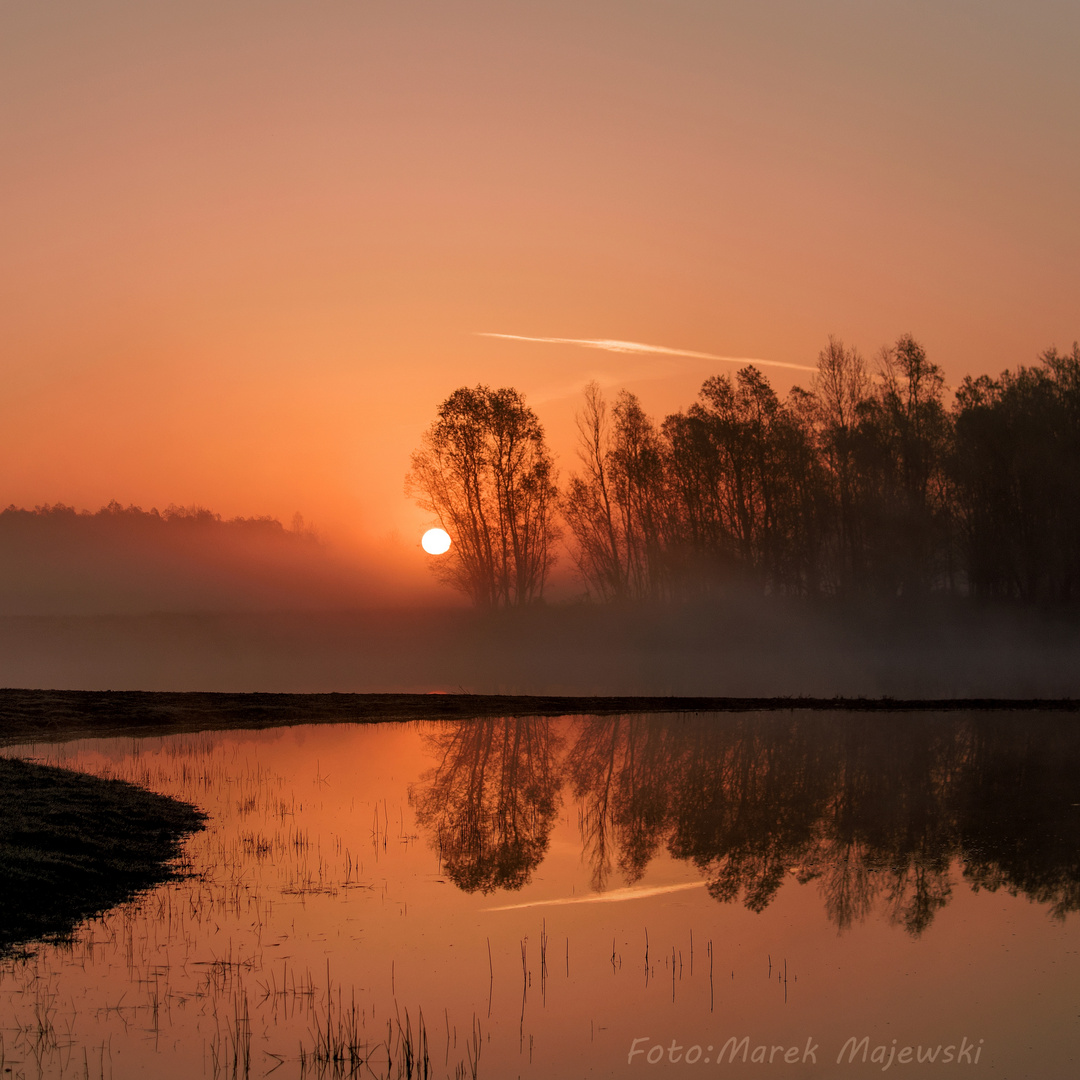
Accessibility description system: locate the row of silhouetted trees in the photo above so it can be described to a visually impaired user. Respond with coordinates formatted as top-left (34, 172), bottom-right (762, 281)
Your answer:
top-left (409, 337), bottom-right (1080, 606)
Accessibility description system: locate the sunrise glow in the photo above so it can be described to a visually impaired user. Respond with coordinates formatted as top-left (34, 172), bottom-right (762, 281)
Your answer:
top-left (2, 7), bottom-right (1078, 1078)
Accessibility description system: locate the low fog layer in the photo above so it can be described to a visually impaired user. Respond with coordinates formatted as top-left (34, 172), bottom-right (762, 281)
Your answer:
top-left (2, 601), bottom-right (1078, 698)
top-left (3, 503), bottom-right (1079, 699)
top-left (0, 503), bottom-right (440, 615)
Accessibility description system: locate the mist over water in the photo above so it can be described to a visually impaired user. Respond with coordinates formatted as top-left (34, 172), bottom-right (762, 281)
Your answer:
top-left (2, 601), bottom-right (1078, 697)
top-left (2, 500), bottom-right (1078, 698)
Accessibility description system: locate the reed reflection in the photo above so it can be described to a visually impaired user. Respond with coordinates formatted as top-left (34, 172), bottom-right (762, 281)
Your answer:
top-left (409, 717), bottom-right (562, 892)
top-left (412, 712), bottom-right (1080, 934)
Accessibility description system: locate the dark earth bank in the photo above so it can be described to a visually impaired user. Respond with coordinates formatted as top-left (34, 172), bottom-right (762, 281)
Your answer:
top-left (1, 688), bottom-right (1077, 749)
top-left (0, 755), bottom-right (205, 955)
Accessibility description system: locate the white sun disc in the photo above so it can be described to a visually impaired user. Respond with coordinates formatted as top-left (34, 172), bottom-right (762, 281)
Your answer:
top-left (421, 528), bottom-right (452, 555)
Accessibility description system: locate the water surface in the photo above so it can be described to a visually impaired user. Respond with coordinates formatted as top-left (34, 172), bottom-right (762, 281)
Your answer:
top-left (1, 712), bottom-right (1077, 1078)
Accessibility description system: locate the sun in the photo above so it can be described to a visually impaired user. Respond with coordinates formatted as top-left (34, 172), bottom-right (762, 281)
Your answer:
top-left (421, 528), bottom-right (452, 555)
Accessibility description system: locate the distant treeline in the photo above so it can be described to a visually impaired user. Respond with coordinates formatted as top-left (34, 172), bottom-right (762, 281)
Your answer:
top-left (410, 337), bottom-right (1080, 606)
top-left (1, 501), bottom-right (310, 540)
top-left (0, 501), bottom-right (371, 614)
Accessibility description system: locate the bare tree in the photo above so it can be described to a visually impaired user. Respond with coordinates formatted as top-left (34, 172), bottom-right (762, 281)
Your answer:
top-left (562, 382), bottom-right (626, 600)
top-left (858, 335), bottom-right (952, 597)
top-left (406, 385), bottom-right (559, 607)
top-left (810, 336), bottom-right (872, 593)
top-left (562, 384), bottom-right (667, 600)
top-left (610, 390), bottom-right (668, 599)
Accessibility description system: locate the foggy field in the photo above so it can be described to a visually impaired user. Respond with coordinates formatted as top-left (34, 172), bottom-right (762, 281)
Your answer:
top-left (1, 600), bottom-right (1078, 699)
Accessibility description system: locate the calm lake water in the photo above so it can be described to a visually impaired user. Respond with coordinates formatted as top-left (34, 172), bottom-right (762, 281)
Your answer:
top-left (1, 713), bottom-right (1078, 1078)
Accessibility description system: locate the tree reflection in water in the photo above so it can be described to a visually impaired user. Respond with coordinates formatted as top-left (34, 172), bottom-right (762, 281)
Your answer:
top-left (411, 712), bottom-right (1080, 935)
top-left (410, 717), bottom-right (562, 892)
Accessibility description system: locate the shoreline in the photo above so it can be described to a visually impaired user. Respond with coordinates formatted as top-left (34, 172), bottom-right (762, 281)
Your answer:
top-left (0, 755), bottom-right (205, 956)
top-left (2, 688), bottom-right (1076, 961)
top-left (1, 688), bottom-right (1077, 748)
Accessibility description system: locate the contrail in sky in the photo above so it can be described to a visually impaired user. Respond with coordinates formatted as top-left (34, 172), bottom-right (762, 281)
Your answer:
top-left (483, 881), bottom-right (706, 912)
top-left (478, 333), bottom-right (817, 373)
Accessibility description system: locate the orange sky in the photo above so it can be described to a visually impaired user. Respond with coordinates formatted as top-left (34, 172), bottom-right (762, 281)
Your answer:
top-left (3, 2), bottom-right (1078, 555)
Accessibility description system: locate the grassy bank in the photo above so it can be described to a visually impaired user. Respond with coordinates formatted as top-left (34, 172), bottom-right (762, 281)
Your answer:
top-left (1, 688), bottom-right (1077, 750)
top-left (0, 755), bottom-right (205, 955)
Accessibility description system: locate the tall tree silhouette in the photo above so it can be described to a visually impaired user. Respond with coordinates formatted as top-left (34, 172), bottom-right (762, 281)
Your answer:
top-left (953, 344), bottom-right (1080, 601)
top-left (562, 383), bottom-right (628, 601)
top-left (852, 335), bottom-right (953, 598)
top-left (406, 386), bottom-right (559, 606)
top-left (563, 386), bottom-right (669, 600)
top-left (662, 366), bottom-right (821, 596)
top-left (808, 336), bottom-right (873, 594)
